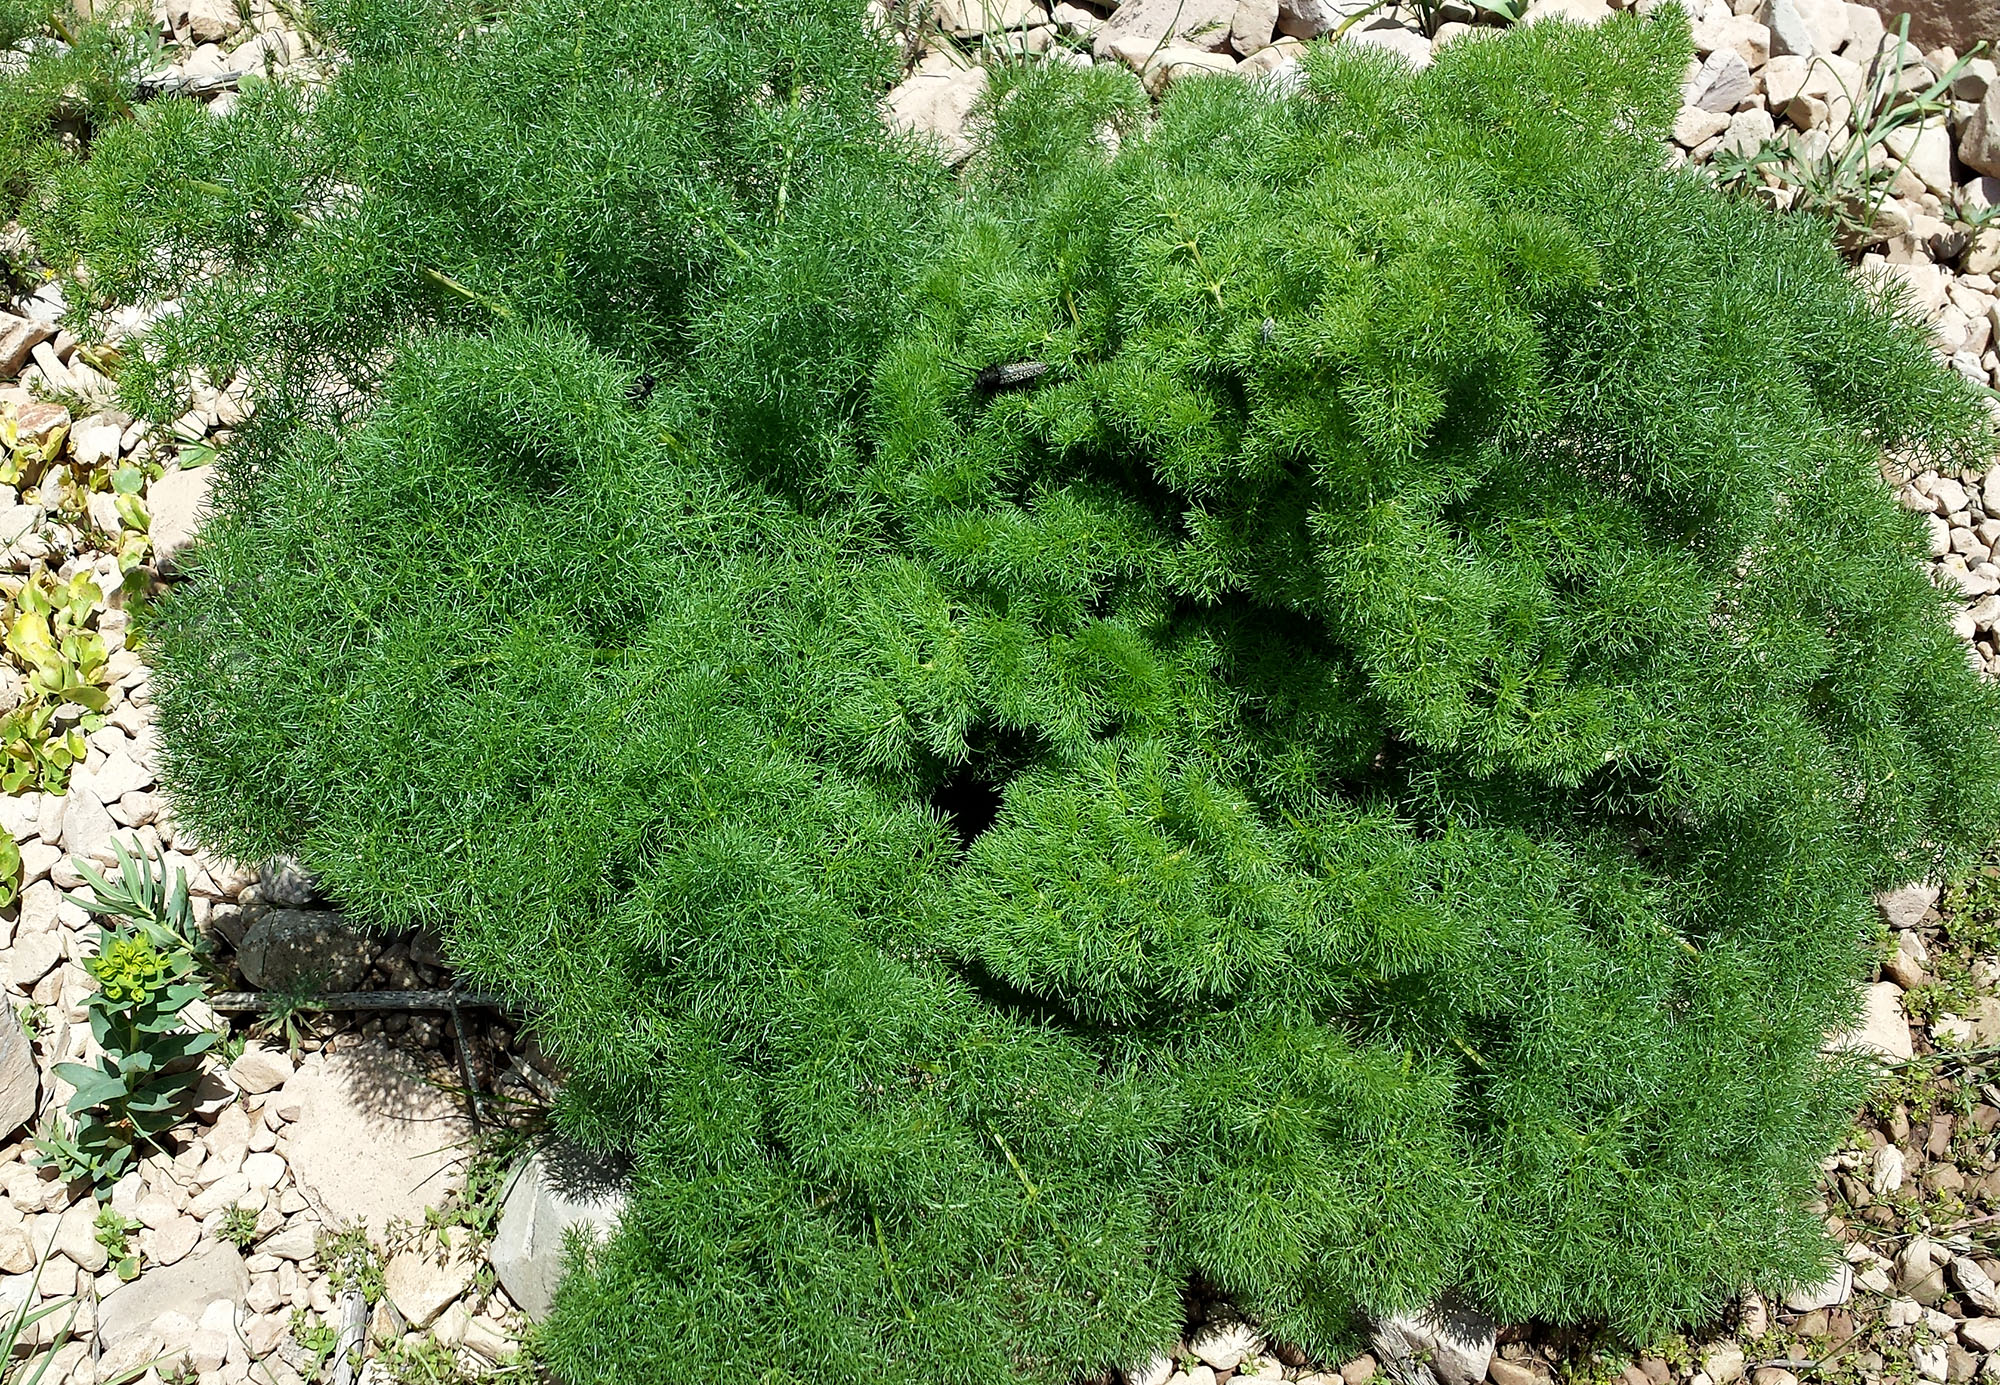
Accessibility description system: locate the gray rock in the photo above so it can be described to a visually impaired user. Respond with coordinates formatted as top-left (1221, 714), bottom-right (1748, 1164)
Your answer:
top-left (1833, 981), bottom-right (1915, 1061)
top-left (0, 1014), bottom-right (36, 1141)
top-left (883, 52), bottom-right (988, 166)
top-left (1878, 882), bottom-right (1940, 930)
top-left (1373, 1300), bottom-right (1495, 1385)
top-left (60, 787), bottom-right (113, 863)
top-left (1685, 47), bottom-right (1755, 112)
top-left (1758, 0), bottom-right (1815, 56)
top-left (97, 1244), bottom-right (247, 1347)
top-left (1783, 1262), bottom-right (1852, 1310)
top-left (258, 855), bottom-right (321, 907)
top-left (1275, 0), bottom-right (1371, 37)
top-left (1964, 88), bottom-right (2000, 179)
top-left (1229, 0), bottom-right (1278, 52)
top-left (489, 1144), bottom-right (628, 1321)
top-left (146, 464), bottom-right (213, 577)
top-left (236, 908), bottom-right (373, 993)
top-left (1094, 0), bottom-right (1235, 55)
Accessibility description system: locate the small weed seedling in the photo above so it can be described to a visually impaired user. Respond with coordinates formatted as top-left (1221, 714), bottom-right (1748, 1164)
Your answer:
top-left (217, 1204), bottom-right (261, 1250)
top-left (93, 1205), bottom-right (139, 1281)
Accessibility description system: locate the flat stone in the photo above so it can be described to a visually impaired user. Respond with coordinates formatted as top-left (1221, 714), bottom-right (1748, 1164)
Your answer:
top-left (0, 1225), bottom-right (31, 1274)
top-left (1833, 982), bottom-right (1915, 1061)
top-left (228, 1045), bottom-right (295, 1095)
top-left (259, 1219), bottom-right (318, 1261)
top-left (204, 1103), bottom-right (252, 1173)
top-left (1095, 0), bottom-right (1235, 58)
top-left (461, 1316), bottom-right (513, 1361)
top-left (149, 1215), bottom-right (201, 1267)
top-left (0, 318), bottom-right (52, 379)
top-left (1192, 1311), bottom-right (1262, 1371)
top-left (1790, 0), bottom-right (1847, 48)
top-left (1760, 0), bottom-right (1815, 54)
top-left (931, 0), bottom-right (1045, 33)
top-left (59, 788), bottom-right (113, 864)
top-left (257, 856), bottom-right (320, 908)
top-left (1347, 21), bottom-right (1429, 66)
top-left (489, 1144), bottom-right (627, 1321)
top-left (69, 414), bottom-right (121, 472)
top-left (0, 1012), bottom-right (37, 1141)
top-left (1674, 105), bottom-right (1731, 146)
top-left (182, 0), bottom-right (241, 43)
top-left (1962, 1318), bottom-right (2000, 1351)
top-left (1879, 882), bottom-right (1940, 930)
top-left (97, 1244), bottom-right (247, 1348)
top-left (1139, 43), bottom-right (1240, 92)
top-left (1685, 46), bottom-right (1755, 112)
top-left (8, 929), bottom-right (60, 988)
top-left (10, 401), bottom-right (66, 447)
top-left (1705, 1346), bottom-right (1747, 1385)
top-left (1719, 107), bottom-right (1776, 159)
top-left (52, 1201), bottom-right (105, 1272)
top-left (384, 1229), bottom-right (476, 1328)
top-left (1965, 88), bottom-right (2000, 178)
top-left (1886, 122), bottom-right (1954, 198)
top-left (1519, 0), bottom-right (1613, 22)
top-left (1372, 1301), bottom-right (1495, 1385)
top-left (236, 909), bottom-right (373, 993)
top-left (883, 52), bottom-right (987, 167)
top-left (147, 465), bottom-right (213, 577)
top-left (1274, 0), bottom-right (1371, 35)
top-left (1229, 0), bottom-right (1278, 51)
top-left (189, 1172), bottom-right (252, 1219)
top-left (242, 1150), bottom-right (285, 1190)
top-left (283, 1040), bottom-right (471, 1239)
top-left (1784, 1263), bottom-right (1853, 1310)
top-left (77, 750), bottom-right (148, 807)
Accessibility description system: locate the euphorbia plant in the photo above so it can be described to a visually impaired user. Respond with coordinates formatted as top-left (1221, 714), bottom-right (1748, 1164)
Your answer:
top-left (37, 845), bottom-right (211, 1186)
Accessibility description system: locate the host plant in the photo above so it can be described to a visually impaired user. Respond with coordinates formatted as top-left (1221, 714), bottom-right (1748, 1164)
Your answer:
top-left (22, 0), bottom-right (2000, 1378)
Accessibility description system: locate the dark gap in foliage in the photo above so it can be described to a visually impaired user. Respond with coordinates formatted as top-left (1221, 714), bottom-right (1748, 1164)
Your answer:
top-left (930, 767), bottom-right (1005, 849)
top-left (926, 724), bottom-right (1046, 849)
top-left (947, 954), bottom-right (1139, 1041)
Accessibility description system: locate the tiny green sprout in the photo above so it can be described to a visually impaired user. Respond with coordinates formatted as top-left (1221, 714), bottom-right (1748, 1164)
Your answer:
top-left (217, 1205), bottom-right (261, 1250)
top-left (93, 1205), bottom-right (139, 1281)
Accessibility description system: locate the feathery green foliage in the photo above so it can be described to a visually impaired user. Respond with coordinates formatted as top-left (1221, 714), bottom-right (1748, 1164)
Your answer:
top-left (31, 0), bottom-right (2000, 1377)
top-left (0, 0), bottom-right (155, 223)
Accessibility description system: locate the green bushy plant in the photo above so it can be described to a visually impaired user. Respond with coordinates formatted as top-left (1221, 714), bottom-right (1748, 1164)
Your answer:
top-left (0, 0), bottom-right (158, 226)
top-left (28, 0), bottom-right (2000, 1378)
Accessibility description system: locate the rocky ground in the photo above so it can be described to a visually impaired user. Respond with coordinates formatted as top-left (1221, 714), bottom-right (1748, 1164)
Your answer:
top-left (4, 0), bottom-right (2000, 1382)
